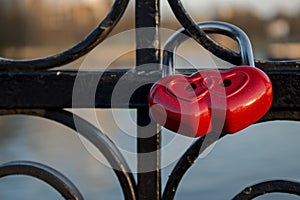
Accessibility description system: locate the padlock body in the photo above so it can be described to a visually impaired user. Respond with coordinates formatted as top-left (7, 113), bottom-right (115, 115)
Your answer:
top-left (201, 66), bottom-right (273, 133)
top-left (149, 75), bottom-right (212, 137)
top-left (148, 66), bottom-right (272, 137)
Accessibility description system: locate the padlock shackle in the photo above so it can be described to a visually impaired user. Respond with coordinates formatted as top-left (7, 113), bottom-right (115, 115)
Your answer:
top-left (163, 21), bottom-right (255, 77)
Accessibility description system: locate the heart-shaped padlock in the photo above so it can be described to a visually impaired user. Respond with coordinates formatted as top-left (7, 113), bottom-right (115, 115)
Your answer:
top-left (148, 21), bottom-right (273, 137)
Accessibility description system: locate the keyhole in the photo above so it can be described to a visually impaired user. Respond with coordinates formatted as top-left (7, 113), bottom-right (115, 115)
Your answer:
top-left (220, 79), bottom-right (232, 87)
top-left (185, 83), bottom-right (197, 92)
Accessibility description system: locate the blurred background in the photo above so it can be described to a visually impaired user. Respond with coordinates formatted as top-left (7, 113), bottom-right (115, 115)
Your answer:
top-left (0, 0), bottom-right (300, 200)
top-left (1, 0), bottom-right (300, 62)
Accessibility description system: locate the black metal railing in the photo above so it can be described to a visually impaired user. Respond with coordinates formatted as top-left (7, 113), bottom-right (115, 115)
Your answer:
top-left (0, 0), bottom-right (300, 199)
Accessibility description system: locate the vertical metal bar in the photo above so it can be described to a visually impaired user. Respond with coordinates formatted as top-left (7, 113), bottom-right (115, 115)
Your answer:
top-left (136, 0), bottom-right (161, 71)
top-left (136, 0), bottom-right (161, 199)
top-left (137, 108), bottom-right (161, 200)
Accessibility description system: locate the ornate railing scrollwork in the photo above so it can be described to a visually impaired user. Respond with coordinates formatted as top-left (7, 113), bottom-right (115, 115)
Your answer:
top-left (0, 161), bottom-right (84, 200)
top-left (233, 180), bottom-right (300, 200)
top-left (0, 0), bottom-right (300, 199)
top-left (0, 0), bottom-right (129, 71)
top-left (0, 109), bottom-right (137, 200)
top-left (166, 0), bottom-right (300, 69)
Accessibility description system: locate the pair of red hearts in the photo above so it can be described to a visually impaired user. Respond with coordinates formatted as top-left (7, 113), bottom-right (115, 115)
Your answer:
top-left (148, 66), bottom-right (273, 137)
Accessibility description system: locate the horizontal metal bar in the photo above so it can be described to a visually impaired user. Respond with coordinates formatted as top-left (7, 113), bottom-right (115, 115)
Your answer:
top-left (0, 69), bottom-right (160, 109)
top-left (0, 68), bottom-right (299, 111)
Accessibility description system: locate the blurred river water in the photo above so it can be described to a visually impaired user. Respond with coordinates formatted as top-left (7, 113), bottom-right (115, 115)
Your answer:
top-left (0, 110), bottom-right (300, 200)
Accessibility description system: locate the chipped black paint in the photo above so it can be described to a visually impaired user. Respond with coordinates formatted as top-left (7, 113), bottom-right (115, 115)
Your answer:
top-left (0, 0), bottom-right (300, 199)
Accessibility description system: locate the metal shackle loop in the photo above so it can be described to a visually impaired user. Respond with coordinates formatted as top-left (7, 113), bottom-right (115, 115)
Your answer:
top-left (162, 21), bottom-right (255, 77)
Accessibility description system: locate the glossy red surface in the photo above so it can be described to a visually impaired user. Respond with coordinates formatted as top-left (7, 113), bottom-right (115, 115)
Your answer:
top-left (148, 66), bottom-right (273, 137)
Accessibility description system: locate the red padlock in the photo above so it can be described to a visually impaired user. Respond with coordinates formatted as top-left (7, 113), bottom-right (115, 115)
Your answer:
top-left (148, 21), bottom-right (273, 137)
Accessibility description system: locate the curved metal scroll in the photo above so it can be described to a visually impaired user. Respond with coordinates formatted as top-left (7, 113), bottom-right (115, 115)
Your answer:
top-left (166, 0), bottom-right (300, 68)
top-left (0, 109), bottom-right (137, 200)
top-left (162, 133), bottom-right (226, 200)
top-left (0, 161), bottom-right (84, 200)
top-left (162, 132), bottom-right (300, 200)
top-left (232, 180), bottom-right (300, 200)
top-left (0, 0), bottom-right (129, 71)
